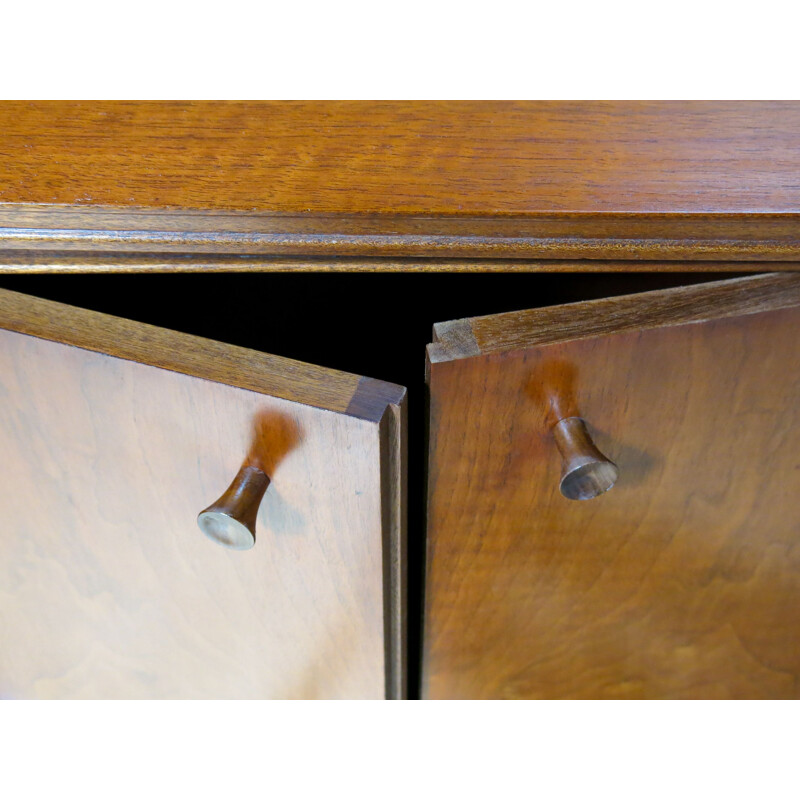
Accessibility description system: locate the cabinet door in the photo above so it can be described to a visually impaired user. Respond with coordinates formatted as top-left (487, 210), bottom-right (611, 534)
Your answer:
top-left (424, 273), bottom-right (800, 699)
top-left (0, 289), bottom-right (406, 699)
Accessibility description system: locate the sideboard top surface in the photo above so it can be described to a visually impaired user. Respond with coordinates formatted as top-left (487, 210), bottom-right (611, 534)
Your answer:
top-left (2, 101), bottom-right (799, 215)
top-left (2, 102), bottom-right (800, 266)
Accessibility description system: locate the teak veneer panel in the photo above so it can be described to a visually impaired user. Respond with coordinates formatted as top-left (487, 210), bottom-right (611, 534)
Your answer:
top-left (425, 274), bottom-right (800, 699)
top-left (1, 102), bottom-right (800, 263)
top-left (0, 289), bottom-right (406, 698)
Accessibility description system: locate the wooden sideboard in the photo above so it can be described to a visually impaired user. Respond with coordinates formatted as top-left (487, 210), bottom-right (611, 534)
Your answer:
top-left (0, 102), bottom-right (798, 699)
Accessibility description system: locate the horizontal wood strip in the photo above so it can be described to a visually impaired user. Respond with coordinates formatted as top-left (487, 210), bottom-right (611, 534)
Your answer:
top-left (2, 101), bottom-right (800, 262)
top-left (1, 229), bottom-right (800, 261)
top-left (0, 288), bottom-right (402, 419)
top-left (1, 101), bottom-right (799, 215)
top-left (1, 208), bottom-right (800, 261)
top-left (2, 206), bottom-right (800, 238)
top-left (430, 273), bottom-right (800, 359)
top-left (0, 253), bottom-right (798, 273)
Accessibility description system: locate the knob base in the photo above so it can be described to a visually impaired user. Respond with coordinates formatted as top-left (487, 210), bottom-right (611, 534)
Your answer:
top-left (553, 417), bottom-right (618, 501)
top-left (197, 510), bottom-right (256, 550)
top-left (197, 465), bottom-right (270, 550)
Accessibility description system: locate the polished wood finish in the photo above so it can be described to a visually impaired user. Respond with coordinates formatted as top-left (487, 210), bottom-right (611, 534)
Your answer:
top-left (0, 289), bottom-right (406, 698)
top-left (1, 102), bottom-right (800, 264)
top-left (0, 288), bottom-right (376, 414)
top-left (1, 206), bottom-right (800, 262)
top-left (2, 253), bottom-right (800, 274)
top-left (425, 273), bottom-right (800, 699)
top-left (429, 273), bottom-right (800, 360)
top-left (2, 102), bottom-right (799, 214)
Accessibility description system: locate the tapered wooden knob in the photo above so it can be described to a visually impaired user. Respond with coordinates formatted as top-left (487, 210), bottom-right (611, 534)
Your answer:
top-left (197, 465), bottom-right (270, 550)
top-left (552, 417), bottom-right (618, 500)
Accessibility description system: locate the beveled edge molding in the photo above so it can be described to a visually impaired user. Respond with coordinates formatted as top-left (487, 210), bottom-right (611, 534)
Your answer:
top-left (0, 286), bottom-right (407, 423)
top-left (2, 252), bottom-right (798, 273)
top-left (1, 204), bottom-right (800, 261)
top-left (377, 392), bottom-right (408, 700)
top-left (428, 273), bottom-right (800, 364)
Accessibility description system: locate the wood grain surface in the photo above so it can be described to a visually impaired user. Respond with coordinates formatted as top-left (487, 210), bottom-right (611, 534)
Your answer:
top-left (424, 273), bottom-right (800, 699)
top-left (1, 207), bottom-right (799, 262)
top-left (0, 289), bottom-right (406, 698)
top-left (1, 252), bottom-right (799, 274)
top-left (2, 101), bottom-right (799, 214)
top-left (0, 288), bottom-right (408, 417)
top-left (1, 102), bottom-right (800, 263)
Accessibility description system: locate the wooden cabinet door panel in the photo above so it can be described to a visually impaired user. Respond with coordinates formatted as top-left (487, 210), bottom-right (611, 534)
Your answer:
top-left (424, 273), bottom-right (800, 699)
top-left (0, 289), bottom-right (406, 699)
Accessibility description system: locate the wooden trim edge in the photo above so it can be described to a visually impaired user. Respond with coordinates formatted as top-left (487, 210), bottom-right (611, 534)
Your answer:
top-left (460, 273), bottom-right (800, 357)
top-left (3, 252), bottom-right (800, 273)
top-left (379, 393), bottom-right (408, 699)
top-left (1, 205), bottom-right (800, 261)
top-left (0, 287), bottom-right (380, 416)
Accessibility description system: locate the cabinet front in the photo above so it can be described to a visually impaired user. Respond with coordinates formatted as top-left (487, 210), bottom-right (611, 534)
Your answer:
top-left (424, 274), bottom-right (800, 699)
top-left (0, 289), bottom-right (406, 699)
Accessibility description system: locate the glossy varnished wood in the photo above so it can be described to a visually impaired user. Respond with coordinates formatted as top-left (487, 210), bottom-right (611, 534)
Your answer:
top-left (2, 102), bottom-right (800, 214)
top-left (429, 273), bottom-right (800, 360)
top-left (1, 206), bottom-right (800, 262)
top-left (0, 289), bottom-right (381, 414)
top-left (2, 253), bottom-right (800, 273)
top-left (0, 289), bottom-right (406, 698)
top-left (425, 274), bottom-right (800, 699)
top-left (1, 102), bottom-right (800, 263)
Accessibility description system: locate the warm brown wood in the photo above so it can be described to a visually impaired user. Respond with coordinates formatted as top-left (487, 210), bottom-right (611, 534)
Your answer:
top-left (1, 102), bottom-right (800, 263)
top-left (430, 274), bottom-right (800, 360)
top-left (425, 273), bottom-right (800, 699)
top-left (3, 102), bottom-right (800, 214)
top-left (2, 253), bottom-right (799, 273)
top-left (0, 288), bottom-right (372, 414)
top-left (381, 398), bottom-right (408, 701)
top-left (1, 206), bottom-right (800, 262)
top-left (0, 289), bottom-right (406, 698)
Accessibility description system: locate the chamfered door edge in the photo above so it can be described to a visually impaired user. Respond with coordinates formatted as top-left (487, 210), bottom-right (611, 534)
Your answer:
top-left (428, 272), bottom-right (800, 364)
